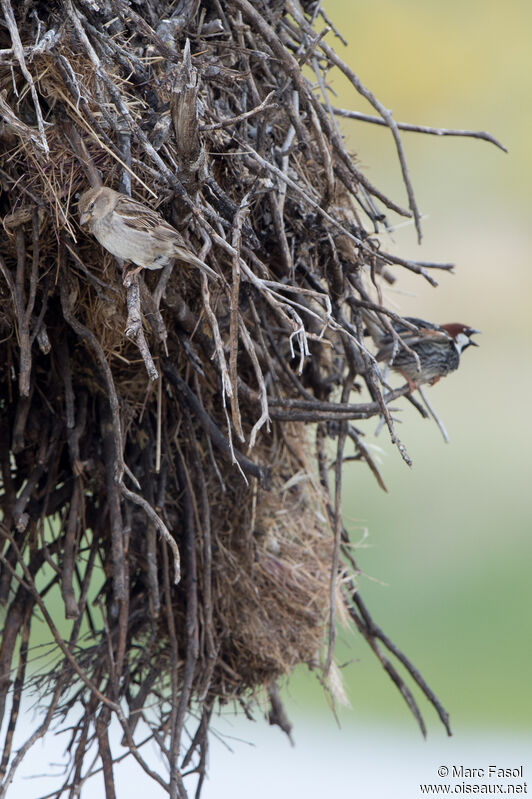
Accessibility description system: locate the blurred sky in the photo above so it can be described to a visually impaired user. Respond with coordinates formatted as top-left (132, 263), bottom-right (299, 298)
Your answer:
top-left (8, 2), bottom-right (532, 796)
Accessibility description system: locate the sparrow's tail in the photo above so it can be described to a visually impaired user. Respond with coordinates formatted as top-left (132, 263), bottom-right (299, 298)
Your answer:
top-left (176, 246), bottom-right (220, 281)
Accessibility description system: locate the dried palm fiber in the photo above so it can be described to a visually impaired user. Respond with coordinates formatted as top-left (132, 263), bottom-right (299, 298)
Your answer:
top-left (0, 0), bottom-right (504, 795)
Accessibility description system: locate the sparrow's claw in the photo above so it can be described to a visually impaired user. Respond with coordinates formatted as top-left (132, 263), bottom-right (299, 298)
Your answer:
top-left (122, 263), bottom-right (143, 287)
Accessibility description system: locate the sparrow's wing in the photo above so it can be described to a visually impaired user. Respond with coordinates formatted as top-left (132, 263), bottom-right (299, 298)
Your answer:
top-left (401, 316), bottom-right (442, 331)
top-left (113, 195), bottom-right (172, 234)
top-left (114, 195), bottom-right (219, 280)
top-left (363, 312), bottom-right (445, 346)
top-left (376, 325), bottom-right (451, 362)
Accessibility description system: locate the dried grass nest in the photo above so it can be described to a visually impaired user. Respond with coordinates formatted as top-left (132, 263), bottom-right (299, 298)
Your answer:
top-left (0, 0), bottom-right (502, 795)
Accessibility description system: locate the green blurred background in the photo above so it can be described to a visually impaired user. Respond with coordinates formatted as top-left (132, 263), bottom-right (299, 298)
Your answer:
top-left (284, 0), bottom-right (532, 735)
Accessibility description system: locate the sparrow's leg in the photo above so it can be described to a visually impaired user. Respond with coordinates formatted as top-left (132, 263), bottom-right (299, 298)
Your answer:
top-left (122, 263), bottom-right (143, 284)
top-left (399, 371), bottom-right (418, 393)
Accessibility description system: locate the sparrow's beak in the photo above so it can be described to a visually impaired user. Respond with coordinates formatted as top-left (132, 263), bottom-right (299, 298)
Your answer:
top-left (469, 331), bottom-right (481, 346)
top-left (79, 211), bottom-right (90, 226)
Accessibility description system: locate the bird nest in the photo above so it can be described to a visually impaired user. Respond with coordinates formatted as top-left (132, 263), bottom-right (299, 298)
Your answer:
top-left (0, 0), bottom-right (502, 795)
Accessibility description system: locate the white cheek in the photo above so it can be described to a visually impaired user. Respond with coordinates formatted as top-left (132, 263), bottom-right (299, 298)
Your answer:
top-left (455, 332), bottom-right (470, 352)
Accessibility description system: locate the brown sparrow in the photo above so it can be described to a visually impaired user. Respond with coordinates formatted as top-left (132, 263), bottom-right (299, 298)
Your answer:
top-left (365, 315), bottom-right (479, 391)
top-left (78, 186), bottom-right (218, 280)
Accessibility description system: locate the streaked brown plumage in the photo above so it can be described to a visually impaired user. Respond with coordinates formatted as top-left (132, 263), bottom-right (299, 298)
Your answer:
top-left (78, 186), bottom-right (218, 280)
top-left (365, 315), bottom-right (480, 390)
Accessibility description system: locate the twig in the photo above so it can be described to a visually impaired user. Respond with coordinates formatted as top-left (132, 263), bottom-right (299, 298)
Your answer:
top-left (120, 483), bottom-right (181, 585)
top-left (350, 590), bottom-right (452, 736)
top-left (201, 90), bottom-right (276, 131)
top-left (171, 439), bottom-right (199, 791)
top-left (1, 0), bottom-right (49, 154)
top-left (227, 194), bottom-right (250, 442)
top-left (330, 106), bottom-right (508, 152)
top-left (417, 385), bottom-right (450, 443)
top-left (286, 0), bottom-right (423, 242)
top-left (325, 380), bottom-right (349, 676)
top-left (59, 269), bottom-right (126, 483)
top-left (267, 684), bottom-right (294, 744)
top-left (162, 361), bottom-right (271, 488)
top-left (123, 270), bottom-right (159, 382)
top-left (61, 479), bottom-right (81, 618)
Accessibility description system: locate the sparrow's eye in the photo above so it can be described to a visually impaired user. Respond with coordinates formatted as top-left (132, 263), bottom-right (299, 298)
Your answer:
top-left (88, 201), bottom-right (95, 211)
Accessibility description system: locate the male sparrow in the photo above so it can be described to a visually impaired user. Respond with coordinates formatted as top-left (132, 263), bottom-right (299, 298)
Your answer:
top-left (365, 315), bottom-right (479, 390)
top-left (78, 186), bottom-right (218, 280)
